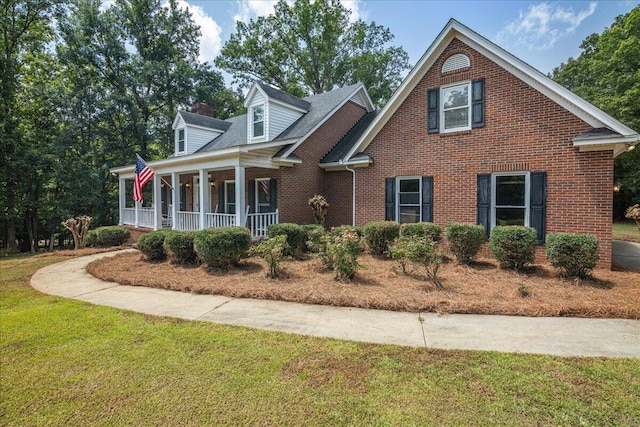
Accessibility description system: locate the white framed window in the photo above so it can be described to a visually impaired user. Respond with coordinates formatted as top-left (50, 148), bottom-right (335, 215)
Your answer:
top-left (441, 82), bottom-right (471, 132)
top-left (255, 178), bottom-right (271, 213)
top-left (177, 128), bottom-right (185, 153)
top-left (396, 176), bottom-right (421, 224)
top-left (252, 105), bottom-right (265, 138)
top-left (225, 181), bottom-right (236, 214)
top-left (491, 172), bottom-right (530, 229)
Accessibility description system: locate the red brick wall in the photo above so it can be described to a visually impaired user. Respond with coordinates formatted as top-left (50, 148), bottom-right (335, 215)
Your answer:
top-left (324, 170), bottom-right (354, 227)
top-left (355, 38), bottom-right (613, 268)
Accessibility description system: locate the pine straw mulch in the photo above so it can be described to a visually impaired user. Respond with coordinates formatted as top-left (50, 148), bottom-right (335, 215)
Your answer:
top-left (87, 251), bottom-right (640, 319)
top-left (33, 246), bottom-right (132, 258)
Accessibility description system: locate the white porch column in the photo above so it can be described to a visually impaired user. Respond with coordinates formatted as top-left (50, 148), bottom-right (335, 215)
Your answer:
top-left (134, 201), bottom-right (140, 228)
top-left (118, 178), bottom-right (126, 226)
top-left (199, 169), bottom-right (208, 230)
top-left (153, 174), bottom-right (162, 230)
top-left (235, 165), bottom-right (246, 227)
top-left (171, 172), bottom-right (178, 230)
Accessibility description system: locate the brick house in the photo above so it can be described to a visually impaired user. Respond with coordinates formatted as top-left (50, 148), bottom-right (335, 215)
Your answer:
top-left (318, 19), bottom-right (639, 268)
top-left (110, 81), bottom-right (374, 238)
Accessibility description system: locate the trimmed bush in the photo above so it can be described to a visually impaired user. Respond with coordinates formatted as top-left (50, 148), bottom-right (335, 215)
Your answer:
top-left (90, 226), bottom-right (130, 247)
top-left (400, 222), bottom-right (442, 242)
top-left (164, 231), bottom-right (198, 264)
top-left (445, 223), bottom-right (485, 264)
top-left (249, 234), bottom-right (288, 278)
top-left (330, 225), bottom-right (363, 237)
top-left (364, 221), bottom-right (400, 257)
top-left (194, 226), bottom-right (251, 270)
top-left (301, 224), bottom-right (324, 252)
top-left (268, 223), bottom-right (305, 256)
top-left (546, 232), bottom-right (599, 279)
top-left (489, 226), bottom-right (537, 270)
top-left (137, 231), bottom-right (168, 261)
top-left (325, 228), bottom-right (364, 281)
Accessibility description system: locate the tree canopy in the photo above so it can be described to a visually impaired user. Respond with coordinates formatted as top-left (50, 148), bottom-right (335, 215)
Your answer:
top-left (552, 6), bottom-right (640, 208)
top-left (215, 0), bottom-right (410, 106)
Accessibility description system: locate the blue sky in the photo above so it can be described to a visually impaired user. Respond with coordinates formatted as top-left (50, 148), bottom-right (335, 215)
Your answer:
top-left (177, 0), bottom-right (638, 77)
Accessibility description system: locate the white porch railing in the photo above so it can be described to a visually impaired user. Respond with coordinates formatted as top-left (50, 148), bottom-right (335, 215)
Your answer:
top-left (205, 213), bottom-right (236, 229)
top-left (122, 208), bottom-right (135, 226)
top-left (175, 211), bottom-right (200, 231)
top-left (246, 209), bottom-right (279, 239)
top-left (138, 207), bottom-right (155, 228)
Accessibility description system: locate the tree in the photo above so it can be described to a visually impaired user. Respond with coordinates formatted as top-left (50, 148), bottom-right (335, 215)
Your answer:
top-left (215, 0), bottom-right (410, 106)
top-left (552, 6), bottom-right (640, 211)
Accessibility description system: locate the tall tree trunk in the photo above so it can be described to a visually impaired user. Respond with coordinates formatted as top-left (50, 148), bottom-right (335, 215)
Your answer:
top-left (5, 185), bottom-right (17, 251)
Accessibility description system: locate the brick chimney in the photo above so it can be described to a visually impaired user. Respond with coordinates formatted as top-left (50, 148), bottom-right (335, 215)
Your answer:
top-left (191, 102), bottom-right (214, 117)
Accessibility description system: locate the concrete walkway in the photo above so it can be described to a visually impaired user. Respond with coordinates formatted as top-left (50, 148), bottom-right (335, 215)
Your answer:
top-left (31, 250), bottom-right (640, 358)
top-left (612, 239), bottom-right (640, 272)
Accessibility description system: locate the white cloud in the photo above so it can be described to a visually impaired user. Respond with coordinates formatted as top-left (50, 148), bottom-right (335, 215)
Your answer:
top-left (173, 1), bottom-right (222, 64)
top-left (233, 0), bottom-right (364, 24)
top-left (495, 2), bottom-right (597, 50)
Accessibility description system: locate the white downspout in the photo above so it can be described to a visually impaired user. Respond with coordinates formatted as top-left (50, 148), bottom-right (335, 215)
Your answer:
top-left (346, 166), bottom-right (356, 226)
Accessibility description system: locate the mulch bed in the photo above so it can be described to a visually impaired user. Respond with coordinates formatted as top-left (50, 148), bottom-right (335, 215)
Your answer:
top-left (87, 251), bottom-right (640, 319)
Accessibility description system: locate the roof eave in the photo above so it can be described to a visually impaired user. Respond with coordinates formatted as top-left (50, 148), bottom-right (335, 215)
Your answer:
top-left (319, 157), bottom-right (373, 171)
top-left (572, 134), bottom-right (639, 157)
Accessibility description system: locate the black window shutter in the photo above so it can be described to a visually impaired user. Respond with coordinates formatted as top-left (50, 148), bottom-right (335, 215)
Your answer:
top-left (477, 174), bottom-right (491, 238)
top-left (217, 183), bottom-right (225, 213)
top-left (248, 180), bottom-right (255, 214)
top-left (421, 176), bottom-right (433, 222)
top-left (385, 178), bottom-right (396, 221)
top-left (269, 178), bottom-right (277, 212)
top-left (471, 79), bottom-right (485, 128)
top-left (530, 172), bottom-right (547, 244)
top-left (180, 184), bottom-right (187, 211)
top-left (428, 89), bottom-right (439, 133)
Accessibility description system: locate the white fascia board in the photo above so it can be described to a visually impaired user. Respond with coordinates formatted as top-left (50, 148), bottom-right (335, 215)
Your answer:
top-left (573, 134), bottom-right (639, 157)
top-left (171, 112), bottom-right (183, 129)
top-left (319, 157), bottom-right (372, 171)
top-left (243, 83), bottom-right (267, 108)
top-left (279, 83), bottom-right (372, 159)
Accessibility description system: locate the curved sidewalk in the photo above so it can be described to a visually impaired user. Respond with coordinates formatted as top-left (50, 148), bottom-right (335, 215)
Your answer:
top-left (31, 250), bottom-right (640, 358)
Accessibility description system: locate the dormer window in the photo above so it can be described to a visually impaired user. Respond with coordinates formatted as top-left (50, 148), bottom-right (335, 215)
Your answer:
top-left (252, 105), bottom-right (265, 138)
top-left (178, 128), bottom-right (185, 153)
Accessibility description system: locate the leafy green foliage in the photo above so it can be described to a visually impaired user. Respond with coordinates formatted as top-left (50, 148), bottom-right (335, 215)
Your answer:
top-left (163, 231), bottom-right (198, 265)
top-left (137, 231), bottom-right (168, 261)
top-left (301, 224), bottom-right (325, 252)
top-left (364, 221), bottom-right (400, 257)
top-left (268, 223), bottom-right (306, 257)
top-left (90, 226), bottom-right (130, 248)
top-left (193, 227), bottom-right (250, 270)
top-left (552, 6), bottom-right (640, 208)
top-left (489, 226), bottom-right (537, 271)
top-left (400, 222), bottom-right (442, 242)
top-left (390, 236), bottom-right (444, 288)
top-left (249, 235), bottom-right (288, 278)
top-left (215, 0), bottom-right (410, 106)
top-left (330, 225), bottom-right (363, 237)
top-left (546, 233), bottom-right (599, 279)
top-left (445, 223), bottom-right (486, 264)
top-left (323, 228), bottom-right (364, 281)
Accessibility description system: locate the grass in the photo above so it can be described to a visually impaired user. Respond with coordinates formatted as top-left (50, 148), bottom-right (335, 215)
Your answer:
top-left (2, 254), bottom-right (640, 426)
top-left (613, 220), bottom-right (640, 243)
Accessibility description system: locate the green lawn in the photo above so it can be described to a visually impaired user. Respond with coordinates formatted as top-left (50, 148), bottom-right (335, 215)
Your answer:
top-left (613, 220), bottom-right (640, 243)
top-left (2, 255), bottom-right (639, 426)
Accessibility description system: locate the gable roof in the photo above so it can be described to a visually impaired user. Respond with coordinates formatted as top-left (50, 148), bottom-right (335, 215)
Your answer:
top-left (341, 19), bottom-right (639, 162)
top-left (176, 111), bottom-right (231, 131)
top-left (321, 111), bottom-right (377, 164)
top-left (256, 81), bottom-right (311, 111)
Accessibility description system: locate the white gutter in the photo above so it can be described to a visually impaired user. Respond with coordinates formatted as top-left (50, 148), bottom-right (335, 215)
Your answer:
top-left (346, 166), bottom-right (356, 226)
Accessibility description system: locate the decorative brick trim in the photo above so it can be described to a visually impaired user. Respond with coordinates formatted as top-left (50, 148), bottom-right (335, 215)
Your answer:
top-left (490, 162), bottom-right (531, 172)
top-left (441, 71), bottom-right (471, 85)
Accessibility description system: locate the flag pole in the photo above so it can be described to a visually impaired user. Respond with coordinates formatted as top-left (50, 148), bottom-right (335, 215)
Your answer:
top-left (136, 153), bottom-right (173, 190)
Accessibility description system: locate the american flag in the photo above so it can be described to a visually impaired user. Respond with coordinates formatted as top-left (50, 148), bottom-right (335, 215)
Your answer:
top-left (133, 156), bottom-right (154, 203)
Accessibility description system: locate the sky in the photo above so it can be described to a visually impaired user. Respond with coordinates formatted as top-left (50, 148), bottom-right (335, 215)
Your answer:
top-left (173, 0), bottom-right (637, 78)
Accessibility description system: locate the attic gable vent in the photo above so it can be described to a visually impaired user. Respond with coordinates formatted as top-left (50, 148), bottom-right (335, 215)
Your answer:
top-left (442, 53), bottom-right (470, 73)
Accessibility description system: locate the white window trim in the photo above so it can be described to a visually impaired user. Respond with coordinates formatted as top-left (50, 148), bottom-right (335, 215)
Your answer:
top-left (490, 172), bottom-right (530, 230)
top-left (440, 81), bottom-right (471, 133)
top-left (225, 180), bottom-right (236, 214)
top-left (255, 178), bottom-right (271, 213)
top-left (251, 104), bottom-right (266, 140)
top-left (176, 127), bottom-right (186, 154)
top-left (396, 176), bottom-right (422, 224)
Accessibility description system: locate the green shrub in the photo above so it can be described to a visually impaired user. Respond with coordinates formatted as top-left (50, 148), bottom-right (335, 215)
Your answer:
top-left (268, 223), bottom-right (305, 257)
top-left (137, 231), bottom-right (168, 261)
top-left (445, 223), bottom-right (486, 264)
top-left (90, 226), bottom-right (130, 247)
top-left (164, 231), bottom-right (198, 264)
top-left (390, 236), bottom-right (444, 288)
top-left (364, 221), bottom-right (400, 257)
top-left (330, 225), bottom-right (363, 237)
top-left (546, 233), bottom-right (599, 279)
top-left (194, 226), bottom-right (251, 270)
top-left (325, 228), bottom-right (364, 281)
top-left (489, 226), bottom-right (537, 271)
top-left (302, 224), bottom-right (325, 253)
top-left (249, 235), bottom-right (288, 278)
top-left (400, 222), bottom-right (442, 242)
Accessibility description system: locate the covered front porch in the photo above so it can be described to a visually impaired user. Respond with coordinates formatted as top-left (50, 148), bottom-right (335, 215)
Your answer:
top-left (116, 164), bottom-right (279, 240)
